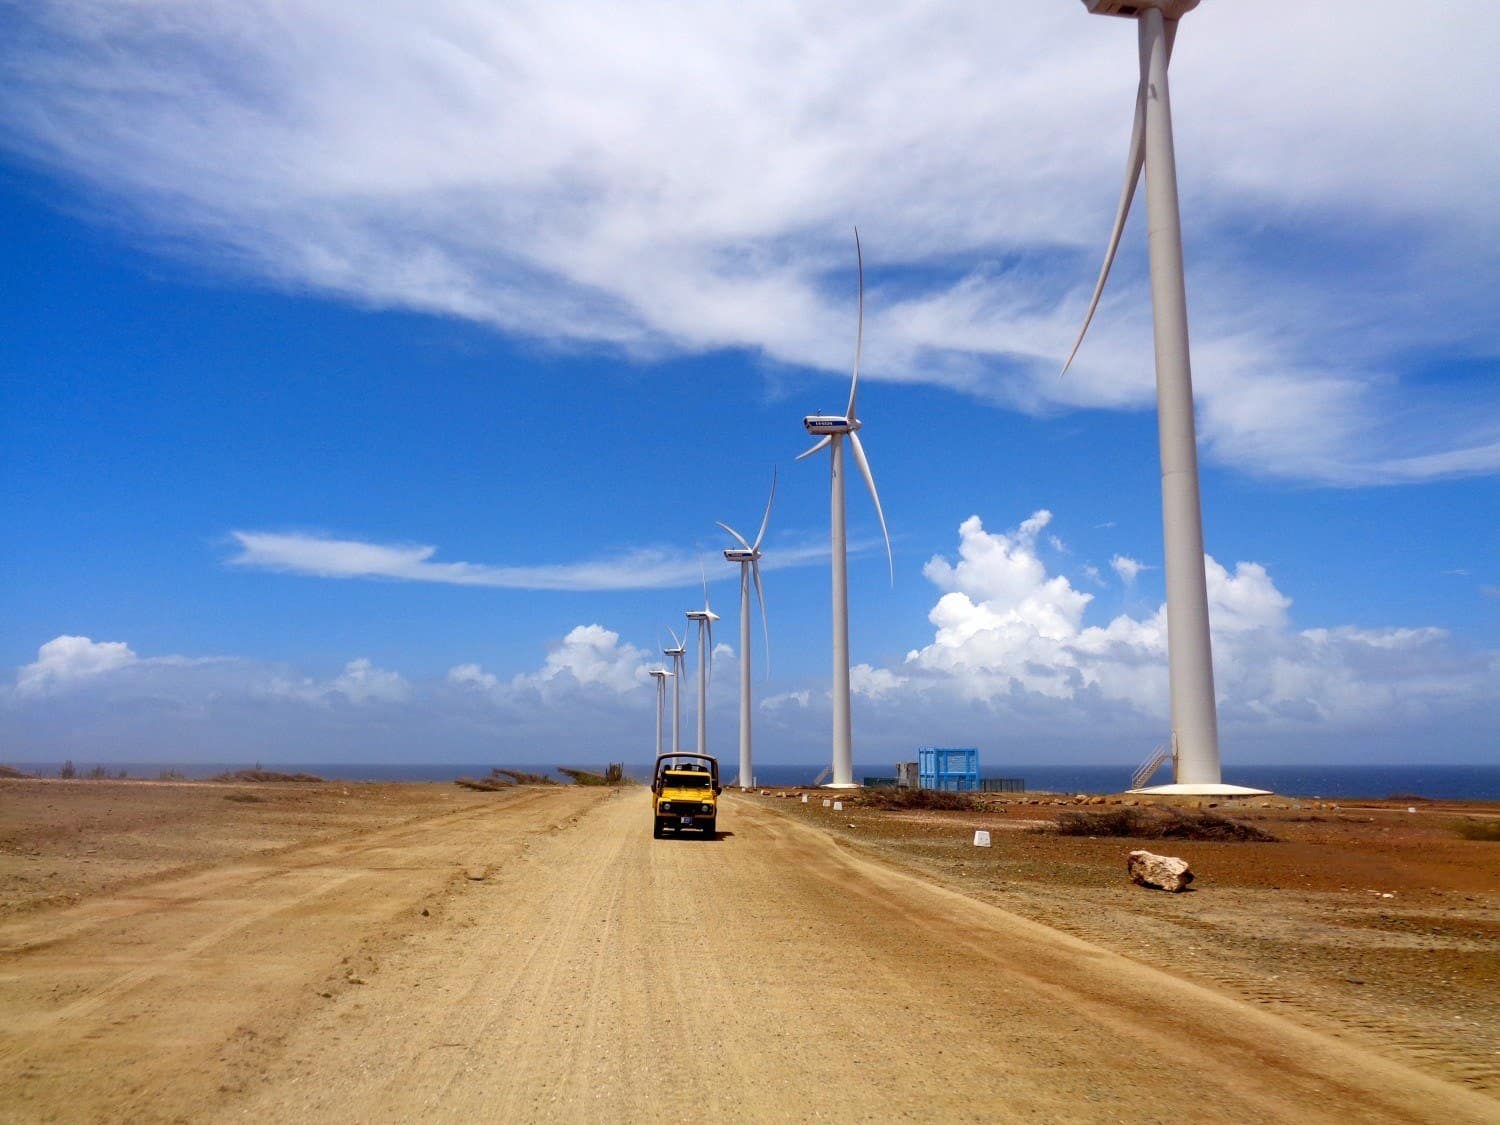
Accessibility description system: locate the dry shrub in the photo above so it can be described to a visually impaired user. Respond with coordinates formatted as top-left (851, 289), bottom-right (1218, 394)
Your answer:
top-left (212, 769), bottom-right (324, 784)
top-left (489, 768), bottom-right (558, 786)
top-left (224, 792), bottom-right (266, 803)
top-left (859, 788), bottom-right (981, 811)
top-left (455, 776), bottom-right (511, 791)
top-left (1049, 806), bottom-right (1278, 842)
top-left (555, 763), bottom-right (629, 786)
top-left (0, 764), bottom-right (31, 779)
top-left (1453, 819), bottom-right (1500, 841)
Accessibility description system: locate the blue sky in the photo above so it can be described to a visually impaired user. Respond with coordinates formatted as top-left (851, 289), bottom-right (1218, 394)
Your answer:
top-left (2, 1), bottom-right (1496, 773)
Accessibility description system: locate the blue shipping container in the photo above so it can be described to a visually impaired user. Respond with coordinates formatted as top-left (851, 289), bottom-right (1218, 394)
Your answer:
top-left (917, 747), bottom-right (979, 792)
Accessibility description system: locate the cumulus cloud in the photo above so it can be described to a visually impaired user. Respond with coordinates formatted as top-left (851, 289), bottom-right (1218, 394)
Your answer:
top-left (1110, 555), bottom-right (1146, 585)
top-left (1, 2), bottom-right (1496, 484)
top-left (509, 625), bottom-right (651, 696)
top-left (760, 689), bottom-right (812, 712)
top-left (884, 512), bottom-right (1497, 736)
top-left (16, 636), bottom-right (138, 697)
top-left (850, 664), bottom-right (906, 701)
top-left (227, 530), bottom-right (829, 591)
top-left (446, 663), bottom-right (498, 691)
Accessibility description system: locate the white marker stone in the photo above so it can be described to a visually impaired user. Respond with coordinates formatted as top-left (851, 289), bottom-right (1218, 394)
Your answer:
top-left (833, 801), bottom-right (843, 811)
top-left (801, 794), bottom-right (809, 803)
top-left (822, 798), bottom-right (832, 807)
top-left (973, 830), bottom-right (992, 847)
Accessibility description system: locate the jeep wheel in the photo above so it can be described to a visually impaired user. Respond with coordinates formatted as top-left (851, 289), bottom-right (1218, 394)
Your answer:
top-left (701, 820), bottom-right (716, 839)
top-left (652, 818), bottom-right (665, 839)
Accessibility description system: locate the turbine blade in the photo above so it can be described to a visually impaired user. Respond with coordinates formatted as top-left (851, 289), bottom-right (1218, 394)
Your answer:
top-left (753, 467), bottom-right (777, 550)
top-left (796, 435), bottom-right (832, 462)
top-left (752, 558), bottom-right (770, 679)
top-left (706, 618), bottom-right (714, 686)
top-left (717, 521), bottom-right (752, 552)
top-left (848, 431), bottom-right (893, 586)
top-left (1060, 53), bottom-right (1148, 378)
top-left (667, 626), bottom-right (683, 651)
top-left (699, 553), bottom-right (711, 613)
top-left (845, 228), bottom-right (864, 420)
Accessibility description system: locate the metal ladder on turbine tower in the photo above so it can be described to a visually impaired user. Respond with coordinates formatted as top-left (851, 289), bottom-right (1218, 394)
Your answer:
top-left (1131, 741), bottom-right (1175, 790)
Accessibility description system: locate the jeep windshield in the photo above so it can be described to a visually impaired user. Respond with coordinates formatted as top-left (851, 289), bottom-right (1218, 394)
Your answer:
top-left (665, 772), bottom-right (711, 789)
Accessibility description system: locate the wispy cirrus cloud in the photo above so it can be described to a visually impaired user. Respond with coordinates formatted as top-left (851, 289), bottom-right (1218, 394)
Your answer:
top-left (225, 529), bottom-right (833, 591)
top-left (1, 2), bottom-right (1496, 485)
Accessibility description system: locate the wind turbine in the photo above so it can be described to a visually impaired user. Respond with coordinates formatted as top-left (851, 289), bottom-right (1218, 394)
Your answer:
top-left (684, 562), bottom-right (719, 755)
top-left (1064, 0), bottom-right (1267, 797)
top-left (797, 229), bottom-right (893, 789)
top-left (662, 629), bottom-right (687, 754)
top-left (648, 668), bottom-right (672, 757)
top-left (718, 469), bottom-right (777, 789)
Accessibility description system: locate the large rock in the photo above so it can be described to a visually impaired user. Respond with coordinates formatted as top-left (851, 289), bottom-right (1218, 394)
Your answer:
top-left (1127, 850), bottom-right (1194, 893)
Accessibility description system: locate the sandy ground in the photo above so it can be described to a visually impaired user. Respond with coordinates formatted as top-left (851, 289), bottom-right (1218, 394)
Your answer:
top-left (0, 778), bottom-right (1496, 1123)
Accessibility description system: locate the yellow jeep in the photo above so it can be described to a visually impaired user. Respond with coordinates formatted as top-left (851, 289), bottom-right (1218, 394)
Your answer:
top-left (650, 753), bottom-right (721, 838)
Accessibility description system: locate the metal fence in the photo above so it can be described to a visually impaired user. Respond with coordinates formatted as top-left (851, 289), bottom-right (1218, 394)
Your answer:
top-left (979, 777), bottom-right (1026, 793)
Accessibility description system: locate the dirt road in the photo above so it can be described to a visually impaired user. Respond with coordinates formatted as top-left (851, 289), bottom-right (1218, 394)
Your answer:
top-left (3, 788), bottom-right (1494, 1123)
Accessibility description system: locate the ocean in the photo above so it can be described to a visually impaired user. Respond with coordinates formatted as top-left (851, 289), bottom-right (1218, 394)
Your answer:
top-left (13, 760), bottom-right (1500, 800)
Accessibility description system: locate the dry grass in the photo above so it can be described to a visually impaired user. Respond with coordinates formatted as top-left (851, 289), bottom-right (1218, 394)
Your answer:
top-left (0, 765), bottom-right (32, 779)
top-left (1048, 806), bottom-right (1278, 842)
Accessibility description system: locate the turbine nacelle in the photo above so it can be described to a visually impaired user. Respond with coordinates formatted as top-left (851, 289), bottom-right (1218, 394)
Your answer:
top-left (649, 668), bottom-right (672, 679)
top-left (803, 415), bottom-right (859, 435)
top-left (1083, 0), bottom-right (1198, 17)
top-left (722, 548), bottom-right (759, 563)
top-left (685, 609), bottom-right (720, 623)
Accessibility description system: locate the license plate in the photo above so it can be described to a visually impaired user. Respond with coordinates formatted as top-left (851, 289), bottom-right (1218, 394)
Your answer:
top-left (680, 816), bottom-right (694, 825)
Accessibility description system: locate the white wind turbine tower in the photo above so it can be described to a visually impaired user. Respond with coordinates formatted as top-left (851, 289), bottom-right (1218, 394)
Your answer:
top-left (798, 230), bottom-right (893, 789)
top-left (684, 563), bottom-right (719, 755)
top-left (648, 668), bottom-right (672, 758)
top-left (662, 629), bottom-right (687, 754)
top-left (1065, 0), bottom-right (1266, 796)
top-left (717, 469), bottom-right (777, 789)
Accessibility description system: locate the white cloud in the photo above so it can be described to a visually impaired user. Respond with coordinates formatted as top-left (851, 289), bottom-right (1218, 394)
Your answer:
top-left (1, 2), bottom-right (1495, 484)
top-left (850, 664), bottom-right (906, 701)
top-left (446, 663), bottom-right (498, 691)
top-left (1110, 555), bottom-right (1146, 585)
top-left (760, 689), bottom-right (811, 712)
top-left (510, 625), bottom-right (650, 696)
top-left (16, 636), bottom-right (138, 697)
top-left (885, 513), bottom-right (1496, 733)
top-left (226, 530), bottom-right (830, 591)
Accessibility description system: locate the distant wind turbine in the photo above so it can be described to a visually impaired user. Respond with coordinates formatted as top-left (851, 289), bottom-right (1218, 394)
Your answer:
top-left (718, 469), bottom-right (777, 789)
top-left (1064, 0), bottom-right (1266, 797)
top-left (798, 230), bottom-right (893, 789)
top-left (684, 560), bottom-right (719, 755)
top-left (662, 629), bottom-right (687, 754)
top-left (648, 668), bottom-right (672, 758)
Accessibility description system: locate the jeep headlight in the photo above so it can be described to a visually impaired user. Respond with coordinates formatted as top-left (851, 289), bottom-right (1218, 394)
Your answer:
top-left (701, 803), bottom-right (714, 814)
